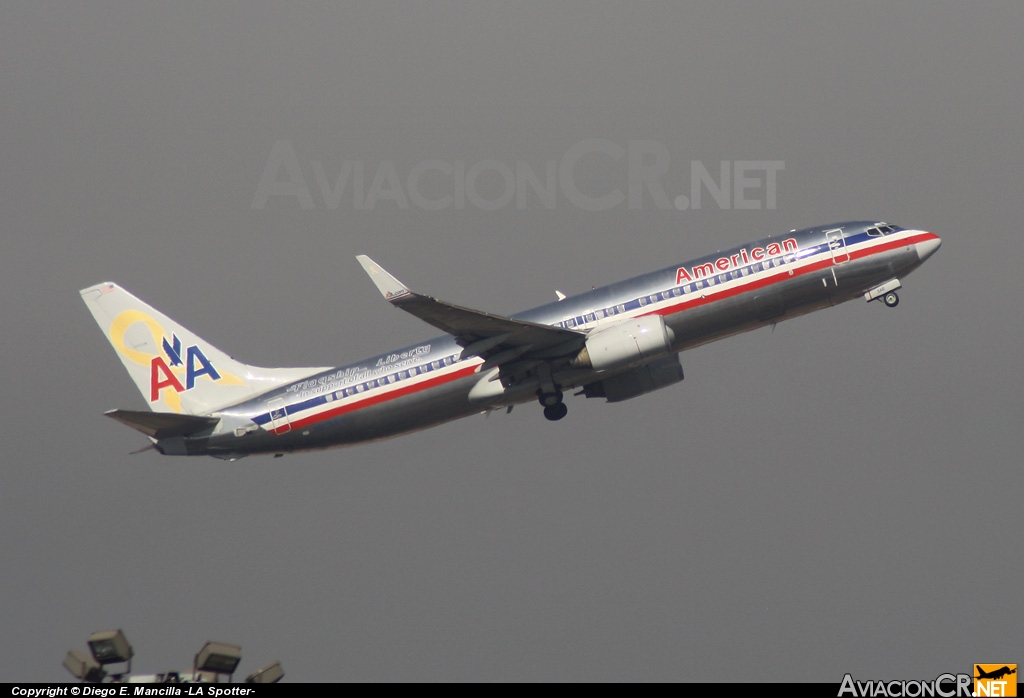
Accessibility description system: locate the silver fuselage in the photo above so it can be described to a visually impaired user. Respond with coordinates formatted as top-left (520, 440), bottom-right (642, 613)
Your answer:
top-left (170, 221), bottom-right (939, 458)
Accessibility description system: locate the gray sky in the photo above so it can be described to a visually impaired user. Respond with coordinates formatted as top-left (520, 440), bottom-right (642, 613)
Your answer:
top-left (1, 1), bottom-right (1021, 682)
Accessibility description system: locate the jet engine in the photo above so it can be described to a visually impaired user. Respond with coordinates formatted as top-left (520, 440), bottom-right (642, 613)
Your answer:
top-left (572, 315), bottom-right (675, 371)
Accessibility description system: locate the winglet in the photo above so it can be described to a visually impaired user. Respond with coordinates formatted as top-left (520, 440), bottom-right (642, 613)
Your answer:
top-left (356, 255), bottom-right (412, 301)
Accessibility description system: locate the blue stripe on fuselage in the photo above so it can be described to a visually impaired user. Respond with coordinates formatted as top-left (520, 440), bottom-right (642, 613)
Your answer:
top-left (243, 222), bottom-right (903, 427)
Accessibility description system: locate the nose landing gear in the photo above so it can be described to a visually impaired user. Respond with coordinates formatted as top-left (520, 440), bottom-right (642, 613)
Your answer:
top-left (864, 279), bottom-right (903, 308)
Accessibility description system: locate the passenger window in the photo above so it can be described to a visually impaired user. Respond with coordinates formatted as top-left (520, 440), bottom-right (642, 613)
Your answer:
top-left (617, 304), bottom-right (626, 313)
top-left (567, 317), bottom-right (576, 327)
top-left (596, 309), bottom-right (606, 319)
top-left (585, 313), bottom-right (596, 322)
top-left (639, 297), bottom-right (648, 306)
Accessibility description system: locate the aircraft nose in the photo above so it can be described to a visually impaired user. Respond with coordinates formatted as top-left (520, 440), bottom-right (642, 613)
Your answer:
top-left (916, 233), bottom-right (941, 261)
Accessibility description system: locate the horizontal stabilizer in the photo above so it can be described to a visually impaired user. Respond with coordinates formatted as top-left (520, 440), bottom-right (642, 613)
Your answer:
top-left (105, 409), bottom-right (219, 439)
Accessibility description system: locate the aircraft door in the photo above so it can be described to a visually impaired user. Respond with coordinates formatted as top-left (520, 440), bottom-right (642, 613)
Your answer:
top-left (824, 228), bottom-right (849, 288)
top-left (825, 228), bottom-right (850, 264)
top-left (266, 397), bottom-right (291, 434)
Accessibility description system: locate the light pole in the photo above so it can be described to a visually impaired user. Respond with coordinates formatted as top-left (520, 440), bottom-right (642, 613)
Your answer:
top-left (62, 629), bottom-right (284, 683)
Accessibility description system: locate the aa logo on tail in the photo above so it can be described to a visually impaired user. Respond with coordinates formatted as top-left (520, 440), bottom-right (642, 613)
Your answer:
top-left (975, 664), bottom-right (1017, 697)
top-left (150, 333), bottom-right (221, 401)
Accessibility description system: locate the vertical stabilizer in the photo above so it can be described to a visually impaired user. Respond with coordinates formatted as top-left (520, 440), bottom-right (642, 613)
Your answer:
top-left (80, 282), bottom-right (328, 415)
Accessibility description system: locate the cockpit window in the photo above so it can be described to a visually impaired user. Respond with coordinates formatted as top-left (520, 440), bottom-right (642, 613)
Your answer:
top-left (868, 223), bottom-right (899, 236)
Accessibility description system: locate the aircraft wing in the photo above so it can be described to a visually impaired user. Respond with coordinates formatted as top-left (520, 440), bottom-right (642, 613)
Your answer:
top-left (356, 255), bottom-right (585, 365)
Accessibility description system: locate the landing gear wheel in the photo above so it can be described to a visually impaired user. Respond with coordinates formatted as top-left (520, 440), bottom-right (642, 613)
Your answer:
top-left (883, 291), bottom-right (900, 308)
top-left (538, 391), bottom-right (563, 407)
top-left (544, 403), bottom-right (568, 421)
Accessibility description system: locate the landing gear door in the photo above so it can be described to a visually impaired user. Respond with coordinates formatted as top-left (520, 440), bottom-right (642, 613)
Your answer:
top-left (267, 397), bottom-right (291, 434)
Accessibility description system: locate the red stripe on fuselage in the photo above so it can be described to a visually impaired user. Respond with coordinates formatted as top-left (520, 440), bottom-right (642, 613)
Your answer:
top-left (642, 231), bottom-right (933, 319)
top-left (271, 232), bottom-right (935, 434)
top-left (269, 363), bottom-right (480, 434)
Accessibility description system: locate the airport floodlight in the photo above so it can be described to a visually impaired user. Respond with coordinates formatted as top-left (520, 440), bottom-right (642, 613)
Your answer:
top-left (244, 660), bottom-right (284, 684)
top-left (63, 649), bottom-right (107, 683)
top-left (88, 629), bottom-right (134, 665)
top-left (195, 641), bottom-right (242, 675)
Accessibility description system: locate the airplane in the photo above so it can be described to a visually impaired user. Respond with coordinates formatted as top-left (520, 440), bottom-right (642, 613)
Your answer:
top-left (975, 666), bottom-right (1017, 681)
top-left (81, 221), bottom-right (940, 460)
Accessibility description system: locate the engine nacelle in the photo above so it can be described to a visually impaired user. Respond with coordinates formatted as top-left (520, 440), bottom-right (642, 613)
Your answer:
top-left (583, 354), bottom-right (683, 402)
top-left (574, 315), bottom-right (675, 371)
